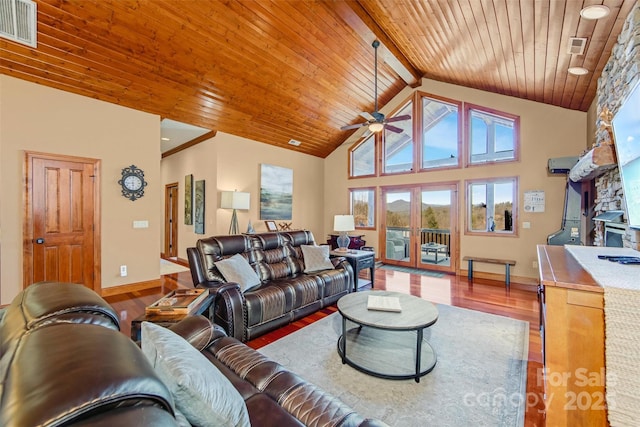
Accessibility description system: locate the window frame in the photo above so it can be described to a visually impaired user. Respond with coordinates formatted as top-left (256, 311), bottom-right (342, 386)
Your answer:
top-left (417, 92), bottom-right (462, 172)
top-left (464, 103), bottom-right (520, 167)
top-left (349, 187), bottom-right (376, 230)
top-left (381, 98), bottom-right (416, 177)
top-left (464, 176), bottom-right (518, 237)
top-left (348, 133), bottom-right (378, 178)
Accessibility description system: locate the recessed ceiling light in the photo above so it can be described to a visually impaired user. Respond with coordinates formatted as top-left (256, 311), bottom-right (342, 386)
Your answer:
top-left (288, 139), bottom-right (301, 146)
top-left (161, 137), bottom-right (170, 141)
top-left (568, 67), bottom-right (589, 76)
top-left (580, 5), bottom-right (610, 20)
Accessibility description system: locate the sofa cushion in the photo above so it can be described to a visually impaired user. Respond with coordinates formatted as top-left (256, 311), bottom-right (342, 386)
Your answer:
top-left (141, 322), bottom-right (250, 427)
top-left (301, 245), bottom-right (334, 273)
top-left (215, 254), bottom-right (261, 292)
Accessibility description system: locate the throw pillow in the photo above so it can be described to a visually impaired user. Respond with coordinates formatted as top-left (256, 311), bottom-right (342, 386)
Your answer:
top-left (214, 253), bottom-right (261, 292)
top-left (301, 245), bottom-right (334, 273)
top-left (141, 322), bottom-right (250, 427)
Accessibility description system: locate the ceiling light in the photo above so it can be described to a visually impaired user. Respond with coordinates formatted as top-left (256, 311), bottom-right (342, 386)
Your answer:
top-left (580, 5), bottom-right (610, 20)
top-left (161, 137), bottom-right (170, 141)
top-left (368, 122), bottom-right (384, 132)
top-left (568, 67), bottom-right (589, 76)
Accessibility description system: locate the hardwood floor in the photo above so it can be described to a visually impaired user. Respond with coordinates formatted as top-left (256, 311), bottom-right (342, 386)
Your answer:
top-left (104, 265), bottom-right (544, 427)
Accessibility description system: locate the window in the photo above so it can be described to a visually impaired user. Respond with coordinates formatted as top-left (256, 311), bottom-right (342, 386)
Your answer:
top-left (349, 134), bottom-right (376, 177)
top-left (382, 101), bottom-right (413, 174)
top-left (421, 95), bottom-right (461, 170)
top-left (466, 177), bottom-right (517, 235)
top-left (466, 104), bottom-right (519, 165)
top-left (350, 187), bottom-right (376, 229)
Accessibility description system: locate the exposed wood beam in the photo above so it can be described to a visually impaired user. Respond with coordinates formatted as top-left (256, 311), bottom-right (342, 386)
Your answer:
top-left (161, 130), bottom-right (217, 159)
top-left (336, 0), bottom-right (422, 86)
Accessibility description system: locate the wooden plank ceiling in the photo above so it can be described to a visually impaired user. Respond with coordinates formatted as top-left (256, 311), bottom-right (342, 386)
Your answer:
top-left (0, 0), bottom-right (635, 158)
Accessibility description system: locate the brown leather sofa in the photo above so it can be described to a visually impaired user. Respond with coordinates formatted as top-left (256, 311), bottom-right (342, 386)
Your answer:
top-left (0, 282), bottom-right (387, 427)
top-left (187, 230), bottom-right (354, 341)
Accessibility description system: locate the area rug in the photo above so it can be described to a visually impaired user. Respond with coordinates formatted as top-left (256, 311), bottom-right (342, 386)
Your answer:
top-left (260, 305), bottom-right (528, 426)
top-left (160, 258), bottom-right (189, 275)
top-left (378, 264), bottom-right (445, 278)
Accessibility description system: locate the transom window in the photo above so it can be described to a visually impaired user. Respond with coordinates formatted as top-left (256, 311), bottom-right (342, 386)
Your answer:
top-left (382, 101), bottom-right (413, 174)
top-left (466, 104), bottom-right (519, 165)
top-left (347, 92), bottom-right (520, 177)
top-left (349, 134), bottom-right (376, 178)
top-left (466, 177), bottom-right (517, 235)
top-left (421, 95), bottom-right (461, 170)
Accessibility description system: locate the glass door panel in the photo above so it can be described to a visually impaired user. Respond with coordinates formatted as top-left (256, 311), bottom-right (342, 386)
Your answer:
top-left (418, 188), bottom-right (454, 270)
top-left (382, 190), bottom-right (411, 265)
top-left (381, 184), bottom-right (457, 273)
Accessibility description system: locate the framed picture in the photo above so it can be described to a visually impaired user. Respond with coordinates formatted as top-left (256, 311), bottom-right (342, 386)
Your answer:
top-left (194, 180), bottom-right (205, 234)
top-left (184, 174), bottom-right (193, 225)
top-left (265, 220), bottom-right (278, 231)
top-left (260, 164), bottom-right (293, 220)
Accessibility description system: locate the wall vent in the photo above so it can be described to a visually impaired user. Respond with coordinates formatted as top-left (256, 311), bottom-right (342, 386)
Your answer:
top-left (288, 139), bottom-right (302, 146)
top-left (0, 0), bottom-right (37, 48)
top-left (567, 37), bottom-right (587, 55)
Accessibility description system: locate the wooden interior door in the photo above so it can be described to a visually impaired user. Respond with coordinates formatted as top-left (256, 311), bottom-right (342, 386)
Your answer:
top-left (24, 152), bottom-right (100, 291)
top-left (164, 182), bottom-right (179, 258)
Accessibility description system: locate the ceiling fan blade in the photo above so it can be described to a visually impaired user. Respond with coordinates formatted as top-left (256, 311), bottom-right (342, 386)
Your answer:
top-left (340, 122), bottom-right (368, 131)
top-left (385, 114), bottom-right (411, 123)
top-left (385, 124), bottom-right (404, 133)
top-left (371, 111), bottom-right (385, 122)
top-left (360, 112), bottom-right (375, 121)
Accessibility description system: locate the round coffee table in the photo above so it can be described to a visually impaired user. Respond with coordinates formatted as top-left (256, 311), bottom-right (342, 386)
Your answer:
top-left (337, 291), bottom-right (438, 382)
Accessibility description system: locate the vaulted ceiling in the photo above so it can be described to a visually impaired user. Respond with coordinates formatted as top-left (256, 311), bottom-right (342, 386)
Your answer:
top-left (0, 1), bottom-right (635, 158)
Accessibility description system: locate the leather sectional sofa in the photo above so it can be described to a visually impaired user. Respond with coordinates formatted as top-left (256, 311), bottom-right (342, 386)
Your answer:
top-left (187, 230), bottom-right (354, 341)
top-left (0, 282), bottom-right (386, 426)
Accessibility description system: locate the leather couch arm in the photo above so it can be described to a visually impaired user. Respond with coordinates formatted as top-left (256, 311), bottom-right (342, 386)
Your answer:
top-left (213, 284), bottom-right (246, 341)
top-left (169, 315), bottom-right (227, 350)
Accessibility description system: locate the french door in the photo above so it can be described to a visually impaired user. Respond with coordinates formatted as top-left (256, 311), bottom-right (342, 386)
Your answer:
top-left (380, 183), bottom-right (458, 273)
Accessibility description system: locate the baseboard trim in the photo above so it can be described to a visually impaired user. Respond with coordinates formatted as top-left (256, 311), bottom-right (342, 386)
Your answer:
top-left (100, 279), bottom-right (162, 297)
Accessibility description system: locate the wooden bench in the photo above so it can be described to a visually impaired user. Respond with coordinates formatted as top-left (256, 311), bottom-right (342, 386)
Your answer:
top-left (463, 256), bottom-right (516, 288)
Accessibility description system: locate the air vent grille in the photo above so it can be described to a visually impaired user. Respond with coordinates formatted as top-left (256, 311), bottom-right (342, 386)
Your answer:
top-left (567, 37), bottom-right (587, 55)
top-left (0, 0), bottom-right (37, 48)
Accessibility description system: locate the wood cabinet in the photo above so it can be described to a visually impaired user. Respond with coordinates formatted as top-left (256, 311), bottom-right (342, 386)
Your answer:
top-left (537, 245), bottom-right (607, 426)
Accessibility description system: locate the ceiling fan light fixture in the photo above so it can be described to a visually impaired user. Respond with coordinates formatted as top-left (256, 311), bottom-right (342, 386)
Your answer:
top-left (368, 122), bottom-right (384, 132)
top-left (580, 5), bottom-right (610, 20)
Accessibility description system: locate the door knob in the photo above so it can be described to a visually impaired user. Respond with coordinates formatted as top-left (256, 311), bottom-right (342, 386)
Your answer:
top-left (35, 238), bottom-right (45, 244)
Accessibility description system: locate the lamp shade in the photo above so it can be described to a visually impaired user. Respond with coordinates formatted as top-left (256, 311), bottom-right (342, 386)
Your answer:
top-left (333, 215), bottom-right (355, 232)
top-left (221, 191), bottom-right (250, 210)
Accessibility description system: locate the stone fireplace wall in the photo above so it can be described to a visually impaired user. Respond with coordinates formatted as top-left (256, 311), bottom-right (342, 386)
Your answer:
top-left (593, 4), bottom-right (639, 249)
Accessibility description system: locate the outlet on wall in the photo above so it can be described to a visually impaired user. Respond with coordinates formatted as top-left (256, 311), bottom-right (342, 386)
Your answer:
top-left (532, 261), bottom-right (539, 269)
top-left (120, 265), bottom-right (127, 277)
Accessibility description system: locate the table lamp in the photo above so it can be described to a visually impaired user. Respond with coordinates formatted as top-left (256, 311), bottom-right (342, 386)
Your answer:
top-left (334, 215), bottom-right (355, 252)
top-left (221, 190), bottom-right (250, 235)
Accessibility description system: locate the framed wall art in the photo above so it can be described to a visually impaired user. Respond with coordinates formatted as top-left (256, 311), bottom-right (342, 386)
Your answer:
top-left (184, 174), bottom-right (193, 225)
top-left (194, 179), bottom-right (205, 234)
top-left (260, 164), bottom-right (293, 220)
top-left (264, 220), bottom-right (278, 231)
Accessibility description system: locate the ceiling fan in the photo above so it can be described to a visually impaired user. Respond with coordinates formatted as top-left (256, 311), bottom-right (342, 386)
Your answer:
top-left (341, 40), bottom-right (411, 134)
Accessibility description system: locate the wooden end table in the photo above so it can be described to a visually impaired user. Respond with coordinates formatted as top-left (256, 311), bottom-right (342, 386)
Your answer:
top-left (330, 249), bottom-right (375, 291)
top-left (130, 289), bottom-right (215, 341)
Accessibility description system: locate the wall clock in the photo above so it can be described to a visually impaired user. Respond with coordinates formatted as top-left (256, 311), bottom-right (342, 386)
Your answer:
top-left (118, 165), bottom-right (147, 201)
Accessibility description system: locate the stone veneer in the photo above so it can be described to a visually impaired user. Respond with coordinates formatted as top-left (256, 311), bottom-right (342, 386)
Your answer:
top-left (593, 3), bottom-right (639, 249)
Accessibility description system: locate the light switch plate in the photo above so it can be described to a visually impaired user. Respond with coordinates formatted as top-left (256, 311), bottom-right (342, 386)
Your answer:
top-left (133, 220), bottom-right (149, 228)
